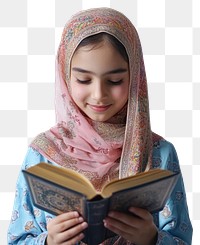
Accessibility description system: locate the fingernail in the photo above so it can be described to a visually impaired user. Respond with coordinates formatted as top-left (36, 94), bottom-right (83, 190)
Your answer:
top-left (103, 219), bottom-right (108, 227)
top-left (81, 222), bottom-right (88, 228)
top-left (108, 211), bottom-right (114, 217)
top-left (129, 207), bottom-right (136, 213)
top-left (74, 211), bottom-right (79, 217)
top-left (79, 233), bottom-right (85, 239)
top-left (78, 217), bottom-right (84, 222)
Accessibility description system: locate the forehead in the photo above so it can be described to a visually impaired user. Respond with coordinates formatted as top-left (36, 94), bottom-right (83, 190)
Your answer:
top-left (71, 42), bottom-right (129, 73)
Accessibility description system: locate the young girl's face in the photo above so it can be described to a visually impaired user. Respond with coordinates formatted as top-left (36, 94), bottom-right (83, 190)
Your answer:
top-left (70, 41), bottom-right (130, 122)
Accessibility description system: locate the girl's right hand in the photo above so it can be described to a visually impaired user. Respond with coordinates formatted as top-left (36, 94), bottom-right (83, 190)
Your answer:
top-left (46, 211), bottom-right (88, 245)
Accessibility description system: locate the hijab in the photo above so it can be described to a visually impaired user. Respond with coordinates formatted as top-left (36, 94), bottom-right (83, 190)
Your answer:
top-left (30, 7), bottom-right (162, 191)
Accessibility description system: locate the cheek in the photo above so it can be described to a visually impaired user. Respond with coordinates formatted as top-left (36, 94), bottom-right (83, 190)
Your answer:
top-left (112, 85), bottom-right (129, 101)
top-left (71, 84), bottom-right (87, 103)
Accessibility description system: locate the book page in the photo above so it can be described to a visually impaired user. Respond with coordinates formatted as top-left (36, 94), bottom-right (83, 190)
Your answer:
top-left (24, 162), bottom-right (98, 199)
top-left (101, 169), bottom-right (174, 197)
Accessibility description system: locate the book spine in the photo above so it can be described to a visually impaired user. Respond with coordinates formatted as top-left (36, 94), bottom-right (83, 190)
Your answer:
top-left (82, 198), bottom-right (110, 245)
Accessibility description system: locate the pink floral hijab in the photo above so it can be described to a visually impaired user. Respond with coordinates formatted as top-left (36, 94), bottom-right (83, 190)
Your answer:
top-left (30, 7), bottom-right (161, 191)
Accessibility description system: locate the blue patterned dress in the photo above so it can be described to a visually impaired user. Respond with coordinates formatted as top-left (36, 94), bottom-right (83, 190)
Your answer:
top-left (7, 139), bottom-right (193, 244)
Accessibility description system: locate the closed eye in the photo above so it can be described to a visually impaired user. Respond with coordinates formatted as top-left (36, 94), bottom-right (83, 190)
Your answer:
top-left (108, 80), bottom-right (123, 85)
top-left (76, 79), bottom-right (91, 84)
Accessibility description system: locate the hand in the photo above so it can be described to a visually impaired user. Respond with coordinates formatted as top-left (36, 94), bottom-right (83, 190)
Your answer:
top-left (104, 207), bottom-right (158, 245)
top-left (46, 211), bottom-right (88, 245)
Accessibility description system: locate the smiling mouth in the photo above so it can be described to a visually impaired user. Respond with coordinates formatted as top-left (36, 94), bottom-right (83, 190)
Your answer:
top-left (88, 104), bottom-right (111, 112)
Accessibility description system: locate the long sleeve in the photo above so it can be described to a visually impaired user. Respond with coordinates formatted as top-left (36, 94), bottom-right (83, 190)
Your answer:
top-left (104, 140), bottom-right (193, 245)
top-left (8, 141), bottom-right (193, 245)
top-left (153, 140), bottom-right (193, 245)
top-left (7, 148), bottom-right (54, 245)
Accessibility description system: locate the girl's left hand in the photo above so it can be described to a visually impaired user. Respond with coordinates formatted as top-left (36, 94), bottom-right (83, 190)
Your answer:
top-left (104, 207), bottom-right (158, 245)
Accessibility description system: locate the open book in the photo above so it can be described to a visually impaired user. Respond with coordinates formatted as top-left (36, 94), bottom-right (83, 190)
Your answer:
top-left (23, 162), bottom-right (179, 245)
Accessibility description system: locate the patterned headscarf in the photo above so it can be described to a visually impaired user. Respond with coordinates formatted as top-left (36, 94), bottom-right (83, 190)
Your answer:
top-left (30, 7), bottom-right (161, 191)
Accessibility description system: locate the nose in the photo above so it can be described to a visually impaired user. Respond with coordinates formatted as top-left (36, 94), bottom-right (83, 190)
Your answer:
top-left (91, 80), bottom-right (107, 100)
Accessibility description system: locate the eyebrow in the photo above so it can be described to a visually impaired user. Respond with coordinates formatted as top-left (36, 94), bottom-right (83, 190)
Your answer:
top-left (72, 67), bottom-right (128, 75)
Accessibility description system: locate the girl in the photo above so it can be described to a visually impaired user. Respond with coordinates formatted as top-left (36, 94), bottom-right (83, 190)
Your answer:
top-left (8, 7), bottom-right (192, 245)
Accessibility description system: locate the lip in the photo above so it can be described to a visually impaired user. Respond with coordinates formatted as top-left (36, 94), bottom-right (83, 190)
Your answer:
top-left (88, 104), bottom-right (111, 112)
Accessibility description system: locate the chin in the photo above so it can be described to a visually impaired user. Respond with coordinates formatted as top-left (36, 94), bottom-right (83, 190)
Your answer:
top-left (88, 115), bottom-right (111, 122)
top-left (90, 117), bottom-right (108, 122)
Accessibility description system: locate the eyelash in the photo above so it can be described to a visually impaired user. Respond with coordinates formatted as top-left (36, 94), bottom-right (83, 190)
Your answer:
top-left (108, 80), bottom-right (123, 85)
top-left (76, 79), bottom-right (91, 84)
top-left (76, 79), bottom-right (123, 85)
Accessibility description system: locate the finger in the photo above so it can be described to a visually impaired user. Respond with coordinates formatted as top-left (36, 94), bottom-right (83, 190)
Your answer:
top-left (47, 212), bottom-right (84, 235)
top-left (53, 211), bottom-right (80, 224)
top-left (61, 221), bottom-right (88, 241)
top-left (49, 221), bottom-right (88, 244)
top-left (129, 207), bottom-right (152, 221)
top-left (107, 211), bottom-right (139, 227)
top-left (104, 217), bottom-right (133, 240)
top-left (48, 211), bottom-right (79, 230)
top-left (57, 216), bottom-right (85, 232)
top-left (64, 232), bottom-right (85, 245)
